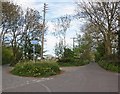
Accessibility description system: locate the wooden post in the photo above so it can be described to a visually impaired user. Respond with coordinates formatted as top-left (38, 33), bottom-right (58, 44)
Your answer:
top-left (41, 3), bottom-right (48, 59)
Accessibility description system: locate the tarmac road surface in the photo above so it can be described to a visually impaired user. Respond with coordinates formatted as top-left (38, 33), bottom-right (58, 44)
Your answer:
top-left (2, 63), bottom-right (119, 92)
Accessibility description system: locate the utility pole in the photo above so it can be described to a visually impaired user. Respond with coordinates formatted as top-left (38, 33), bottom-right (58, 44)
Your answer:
top-left (41, 3), bottom-right (48, 59)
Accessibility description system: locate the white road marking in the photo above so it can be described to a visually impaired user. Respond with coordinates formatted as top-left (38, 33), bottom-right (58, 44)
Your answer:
top-left (2, 77), bottom-right (54, 91)
top-left (35, 80), bottom-right (43, 82)
top-left (2, 83), bottom-right (26, 91)
top-left (41, 83), bottom-right (52, 92)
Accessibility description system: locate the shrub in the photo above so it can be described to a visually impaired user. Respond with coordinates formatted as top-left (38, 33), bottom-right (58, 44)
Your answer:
top-left (57, 47), bottom-right (90, 67)
top-left (58, 57), bottom-right (75, 63)
top-left (11, 60), bottom-right (60, 77)
top-left (2, 46), bottom-right (23, 66)
top-left (97, 54), bottom-right (120, 73)
top-left (75, 60), bottom-right (89, 66)
top-left (58, 48), bottom-right (75, 63)
top-left (98, 60), bottom-right (119, 73)
top-left (2, 47), bottom-right (14, 65)
top-left (58, 59), bottom-right (89, 67)
top-left (10, 50), bottom-right (23, 66)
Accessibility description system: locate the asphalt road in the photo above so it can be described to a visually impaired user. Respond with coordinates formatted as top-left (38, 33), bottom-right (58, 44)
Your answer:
top-left (2, 63), bottom-right (119, 92)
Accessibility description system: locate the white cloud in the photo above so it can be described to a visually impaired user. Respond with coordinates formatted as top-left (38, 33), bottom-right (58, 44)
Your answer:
top-left (13, 0), bottom-right (33, 8)
top-left (12, 0), bottom-right (43, 11)
top-left (44, 34), bottom-right (57, 56)
top-left (47, 22), bottom-right (55, 33)
top-left (47, 3), bottom-right (75, 19)
top-left (35, 0), bottom-right (74, 3)
top-left (56, 4), bottom-right (75, 16)
top-left (44, 34), bottom-right (74, 56)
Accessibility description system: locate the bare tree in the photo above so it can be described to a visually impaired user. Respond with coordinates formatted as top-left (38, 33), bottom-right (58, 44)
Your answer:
top-left (53, 15), bottom-right (71, 48)
top-left (76, 2), bottom-right (120, 56)
top-left (1, 2), bottom-right (23, 64)
top-left (1, 2), bottom-right (43, 64)
top-left (21, 8), bottom-right (43, 60)
top-left (54, 39), bottom-right (64, 59)
top-left (117, 4), bottom-right (120, 57)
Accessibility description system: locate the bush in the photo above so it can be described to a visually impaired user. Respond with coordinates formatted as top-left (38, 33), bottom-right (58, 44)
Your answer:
top-left (58, 57), bottom-right (75, 63)
top-left (2, 46), bottom-right (23, 66)
top-left (97, 54), bottom-right (120, 73)
top-left (10, 50), bottom-right (22, 66)
top-left (98, 60), bottom-right (119, 73)
top-left (58, 59), bottom-right (89, 67)
top-left (58, 48), bottom-right (75, 63)
top-left (57, 48), bottom-right (90, 67)
top-left (2, 47), bottom-right (14, 65)
top-left (75, 60), bottom-right (89, 66)
top-left (11, 60), bottom-right (61, 77)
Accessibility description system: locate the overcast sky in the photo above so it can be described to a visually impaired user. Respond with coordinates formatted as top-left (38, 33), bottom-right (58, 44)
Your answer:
top-left (11, 0), bottom-right (86, 56)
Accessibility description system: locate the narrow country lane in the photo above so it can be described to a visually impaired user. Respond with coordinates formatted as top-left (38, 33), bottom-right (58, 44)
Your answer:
top-left (2, 63), bottom-right (119, 92)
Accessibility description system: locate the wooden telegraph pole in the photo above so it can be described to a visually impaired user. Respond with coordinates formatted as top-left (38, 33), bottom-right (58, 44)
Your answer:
top-left (41, 3), bottom-right (48, 59)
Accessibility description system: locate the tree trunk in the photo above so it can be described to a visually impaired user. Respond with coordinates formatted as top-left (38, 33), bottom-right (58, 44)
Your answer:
top-left (118, 16), bottom-right (120, 58)
top-left (118, 31), bottom-right (120, 52)
top-left (104, 33), bottom-right (112, 56)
